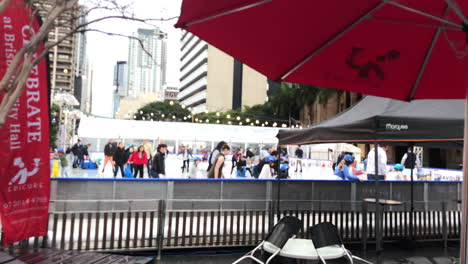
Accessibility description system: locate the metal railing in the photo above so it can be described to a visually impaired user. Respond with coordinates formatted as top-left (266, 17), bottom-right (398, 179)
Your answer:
top-left (10, 199), bottom-right (461, 259)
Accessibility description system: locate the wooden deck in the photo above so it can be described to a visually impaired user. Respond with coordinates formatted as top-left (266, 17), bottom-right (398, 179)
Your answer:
top-left (0, 248), bottom-right (153, 264)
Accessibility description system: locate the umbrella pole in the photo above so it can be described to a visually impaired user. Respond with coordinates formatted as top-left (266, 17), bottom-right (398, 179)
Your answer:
top-left (460, 95), bottom-right (468, 264)
top-left (410, 143), bottom-right (414, 241)
top-left (374, 142), bottom-right (381, 252)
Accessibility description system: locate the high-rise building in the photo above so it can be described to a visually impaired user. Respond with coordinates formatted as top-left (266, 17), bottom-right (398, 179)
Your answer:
top-left (35, 0), bottom-right (80, 97)
top-left (113, 61), bottom-right (128, 118)
top-left (114, 61), bottom-right (128, 96)
top-left (73, 12), bottom-right (88, 110)
top-left (178, 31), bottom-right (269, 114)
top-left (127, 28), bottom-right (167, 97)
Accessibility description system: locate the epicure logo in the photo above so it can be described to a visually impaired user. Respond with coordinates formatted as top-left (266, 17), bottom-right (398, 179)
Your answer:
top-left (385, 123), bottom-right (408, 131)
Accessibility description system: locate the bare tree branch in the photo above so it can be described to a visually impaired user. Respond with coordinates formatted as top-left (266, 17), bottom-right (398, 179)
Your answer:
top-left (0, 0), bottom-right (13, 14)
top-left (0, 0), bottom-right (176, 128)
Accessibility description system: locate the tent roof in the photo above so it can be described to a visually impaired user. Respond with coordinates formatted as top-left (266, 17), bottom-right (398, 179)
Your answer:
top-left (277, 96), bottom-right (464, 147)
top-left (78, 117), bottom-right (279, 144)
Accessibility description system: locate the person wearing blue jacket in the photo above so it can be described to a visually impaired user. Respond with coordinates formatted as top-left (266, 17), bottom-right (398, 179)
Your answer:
top-left (334, 154), bottom-right (362, 181)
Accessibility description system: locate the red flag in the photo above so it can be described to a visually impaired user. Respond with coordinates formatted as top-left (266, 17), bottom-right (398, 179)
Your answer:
top-left (0, 0), bottom-right (50, 245)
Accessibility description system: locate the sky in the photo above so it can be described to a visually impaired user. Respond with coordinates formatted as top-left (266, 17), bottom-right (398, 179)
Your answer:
top-left (84, 0), bottom-right (183, 117)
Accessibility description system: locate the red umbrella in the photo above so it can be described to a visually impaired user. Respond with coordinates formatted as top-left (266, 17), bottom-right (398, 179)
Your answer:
top-left (176, 0), bottom-right (468, 259)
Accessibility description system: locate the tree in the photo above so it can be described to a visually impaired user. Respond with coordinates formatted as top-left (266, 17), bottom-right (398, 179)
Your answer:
top-left (0, 0), bottom-right (177, 128)
top-left (49, 103), bottom-right (60, 149)
top-left (134, 101), bottom-right (191, 122)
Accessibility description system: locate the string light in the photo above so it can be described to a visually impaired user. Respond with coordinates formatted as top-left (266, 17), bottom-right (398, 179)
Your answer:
top-left (195, 118), bottom-right (199, 121)
top-left (255, 120), bottom-right (259, 124)
top-left (142, 117), bottom-right (146, 120)
top-left (182, 105), bottom-right (186, 109)
top-left (172, 115), bottom-right (176, 119)
top-left (236, 116), bottom-right (241, 120)
top-left (216, 112), bottom-right (220, 116)
top-left (150, 113), bottom-right (154, 116)
top-left (246, 118), bottom-right (250, 123)
top-left (139, 110), bottom-right (143, 114)
top-left (261, 124), bottom-right (265, 127)
top-left (183, 117), bottom-right (187, 120)
top-left (228, 121), bottom-right (232, 125)
top-left (169, 101), bottom-right (174, 105)
top-left (273, 122), bottom-right (277, 127)
top-left (265, 121), bottom-right (269, 125)
top-left (205, 119), bottom-right (209, 123)
top-left (239, 122), bottom-right (243, 125)
top-left (250, 123), bottom-right (254, 126)
top-left (188, 115), bottom-right (191, 118)
top-left (216, 120), bottom-right (220, 123)
top-left (133, 115), bottom-right (136, 119)
top-left (205, 110), bottom-right (209, 114)
top-left (227, 114), bottom-right (231, 119)
top-left (161, 114), bottom-right (165, 118)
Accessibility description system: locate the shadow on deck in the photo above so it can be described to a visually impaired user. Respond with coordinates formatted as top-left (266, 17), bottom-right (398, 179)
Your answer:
top-left (153, 242), bottom-right (460, 264)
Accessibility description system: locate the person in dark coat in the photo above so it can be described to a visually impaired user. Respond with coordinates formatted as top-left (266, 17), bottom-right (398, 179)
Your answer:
top-left (103, 139), bottom-right (116, 173)
top-left (113, 142), bottom-right (127, 178)
top-left (71, 139), bottom-right (84, 168)
top-left (152, 144), bottom-right (168, 178)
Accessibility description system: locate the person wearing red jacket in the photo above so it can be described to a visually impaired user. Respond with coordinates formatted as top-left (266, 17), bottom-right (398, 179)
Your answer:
top-left (128, 145), bottom-right (148, 178)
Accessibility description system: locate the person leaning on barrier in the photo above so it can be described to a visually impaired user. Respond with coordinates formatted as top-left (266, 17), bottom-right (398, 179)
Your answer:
top-left (208, 144), bottom-right (230, 179)
top-left (207, 141), bottom-right (227, 172)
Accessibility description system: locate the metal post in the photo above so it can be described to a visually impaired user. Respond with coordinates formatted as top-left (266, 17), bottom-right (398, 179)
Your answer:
top-left (409, 143), bottom-right (415, 240)
top-left (442, 201), bottom-right (448, 248)
top-left (460, 94), bottom-right (468, 264)
top-left (156, 200), bottom-right (166, 262)
top-left (374, 142), bottom-right (381, 252)
top-left (361, 202), bottom-right (368, 251)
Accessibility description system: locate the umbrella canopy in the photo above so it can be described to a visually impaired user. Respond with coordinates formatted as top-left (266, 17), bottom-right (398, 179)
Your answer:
top-left (53, 92), bottom-right (79, 106)
top-left (176, 0), bottom-right (468, 258)
top-left (176, 0), bottom-right (467, 101)
top-left (278, 96), bottom-right (464, 147)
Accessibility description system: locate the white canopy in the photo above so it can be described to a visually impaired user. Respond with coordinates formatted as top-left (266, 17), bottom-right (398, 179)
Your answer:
top-left (78, 117), bottom-right (279, 144)
top-left (308, 143), bottom-right (362, 161)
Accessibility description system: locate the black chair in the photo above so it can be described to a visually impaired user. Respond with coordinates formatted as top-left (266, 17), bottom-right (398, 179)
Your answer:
top-left (309, 222), bottom-right (373, 264)
top-left (232, 216), bottom-right (302, 264)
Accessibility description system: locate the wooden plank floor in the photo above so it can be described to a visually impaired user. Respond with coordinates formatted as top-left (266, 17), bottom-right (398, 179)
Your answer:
top-left (0, 248), bottom-right (153, 264)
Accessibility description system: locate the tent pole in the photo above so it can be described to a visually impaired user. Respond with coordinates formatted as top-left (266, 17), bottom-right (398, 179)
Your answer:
top-left (460, 95), bottom-right (468, 264)
top-left (374, 141), bottom-right (381, 252)
top-left (410, 143), bottom-right (414, 241)
top-left (276, 145), bottom-right (281, 221)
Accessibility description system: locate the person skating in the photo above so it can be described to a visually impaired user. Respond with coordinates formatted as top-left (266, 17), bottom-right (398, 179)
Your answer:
top-left (366, 144), bottom-right (388, 181)
top-left (103, 139), bottom-right (116, 173)
top-left (258, 155), bottom-right (277, 179)
top-left (143, 139), bottom-right (154, 177)
top-left (113, 142), bottom-right (127, 178)
top-left (152, 144), bottom-right (167, 178)
top-left (236, 155), bottom-right (247, 177)
top-left (252, 151), bottom-right (279, 178)
top-left (231, 148), bottom-right (242, 174)
top-left (178, 145), bottom-right (193, 173)
top-left (334, 154), bottom-right (362, 181)
top-left (294, 145), bottom-right (303, 173)
top-left (401, 147), bottom-right (420, 169)
top-left (189, 157), bottom-right (204, 179)
top-left (71, 139), bottom-right (84, 168)
top-left (128, 145), bottom-right (147, 178)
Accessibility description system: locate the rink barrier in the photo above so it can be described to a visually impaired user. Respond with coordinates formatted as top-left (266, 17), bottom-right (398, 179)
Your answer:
top-left (6, 199), bottom-right (461, 259)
